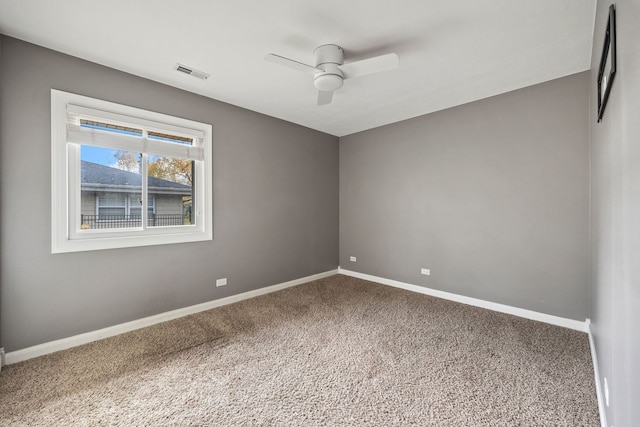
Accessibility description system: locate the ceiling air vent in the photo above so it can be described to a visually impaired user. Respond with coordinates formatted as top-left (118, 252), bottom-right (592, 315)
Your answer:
top-left (174, 63), bottom-right (209, 80)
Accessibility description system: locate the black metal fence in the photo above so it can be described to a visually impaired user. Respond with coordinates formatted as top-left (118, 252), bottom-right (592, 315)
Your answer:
top-left (81, 214), bottom-right (190, 229)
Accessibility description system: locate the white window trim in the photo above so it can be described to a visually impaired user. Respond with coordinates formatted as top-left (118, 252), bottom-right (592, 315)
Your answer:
top-left (52, 89), bottom-right (213, 253)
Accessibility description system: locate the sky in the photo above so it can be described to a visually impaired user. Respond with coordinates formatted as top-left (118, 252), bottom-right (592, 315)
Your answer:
top-left (81, 146), bottom-right (121, 167)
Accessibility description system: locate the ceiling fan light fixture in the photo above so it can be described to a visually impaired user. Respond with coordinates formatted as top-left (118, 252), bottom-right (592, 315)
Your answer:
top-left (314, 72), bottom-right (343, 92)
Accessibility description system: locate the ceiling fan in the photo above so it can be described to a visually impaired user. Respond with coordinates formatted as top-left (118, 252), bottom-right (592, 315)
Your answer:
top-left (265, 44), bottom-right (399, 106)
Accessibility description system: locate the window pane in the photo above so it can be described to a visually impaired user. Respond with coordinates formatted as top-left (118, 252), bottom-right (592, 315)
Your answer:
top-left (147, 155), bottom-right (194, 227)
top-left (80, 119), bottom-right (143, 137)
top-left (147, 131), bottom-right (193, 145)
top-left (80, 146), bottom-right (142, 230)
top-left (97, 193), bottom-right (126, 207)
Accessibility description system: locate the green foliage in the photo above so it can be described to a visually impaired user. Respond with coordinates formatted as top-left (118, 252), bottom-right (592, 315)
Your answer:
top-left (113, 151), bottom-right (192, 185)
top-left (148, 158), bottom-right (192, 185)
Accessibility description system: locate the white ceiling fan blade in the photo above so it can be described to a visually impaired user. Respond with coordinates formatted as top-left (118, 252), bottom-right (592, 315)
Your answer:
top-left (317, 90), bottom-right (333, 106)
top-left (340, 53), bottom-right (399, 79)
top-left (264, 53), bottom-right (319, 74)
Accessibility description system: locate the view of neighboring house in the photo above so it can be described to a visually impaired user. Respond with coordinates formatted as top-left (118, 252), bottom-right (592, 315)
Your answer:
top-left (80, 160), bottom-right (192, 229)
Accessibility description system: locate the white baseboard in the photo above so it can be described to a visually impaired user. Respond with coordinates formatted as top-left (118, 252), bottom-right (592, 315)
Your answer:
top-left (338, 268), bottom-right (589, 332)
top-left (587, 322), bottom-right (608, 427)
top-left (5, 269), bottom-right (339, 365)
top-left (5, 268), bottom-right (590, 365)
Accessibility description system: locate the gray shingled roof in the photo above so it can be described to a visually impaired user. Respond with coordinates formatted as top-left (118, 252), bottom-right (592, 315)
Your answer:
top-left (81, 161), bottom-right (191, 194)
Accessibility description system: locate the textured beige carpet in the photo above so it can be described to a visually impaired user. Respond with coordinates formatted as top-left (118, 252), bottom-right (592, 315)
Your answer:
top-left (0, 275), bottom-right (599, 426)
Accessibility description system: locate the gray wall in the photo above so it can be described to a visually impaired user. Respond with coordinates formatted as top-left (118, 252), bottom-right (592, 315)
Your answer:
top-left (340, 72), bottom-right (590, 320)
top-left (0, 35), bottom-right (3, 349)
top-left (0, 36), bottom-right (339, 352)
top-left (589, 1), bottom-right (640, 426)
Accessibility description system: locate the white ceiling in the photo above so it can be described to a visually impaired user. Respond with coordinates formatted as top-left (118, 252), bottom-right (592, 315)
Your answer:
top-left (0, 0), bottom-right (596, 137)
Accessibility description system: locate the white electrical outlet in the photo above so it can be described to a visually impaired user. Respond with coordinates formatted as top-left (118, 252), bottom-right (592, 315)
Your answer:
top-left (421, 268), bottom-right (431, 275)
top-left (350, 256), bottom-right (357, 262)
top-left (216, 278), bottom-right (227, 287)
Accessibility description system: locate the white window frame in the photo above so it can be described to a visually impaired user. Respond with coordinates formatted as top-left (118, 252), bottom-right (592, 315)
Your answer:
top-left (52, 89), bottom-right (213, 253)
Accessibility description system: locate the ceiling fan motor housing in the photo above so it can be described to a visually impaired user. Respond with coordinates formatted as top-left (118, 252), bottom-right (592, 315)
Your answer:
top-left (314, 44), bottom-right (345, 92)
top-left (314, 44), bottom-right (344, 66)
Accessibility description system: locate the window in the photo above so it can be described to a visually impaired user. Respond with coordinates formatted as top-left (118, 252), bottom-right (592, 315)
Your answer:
top-left (97, 193), bottom-right (127, 217)
top-left (52, 89), bottom-right (212, 253)
top-left (85, 193), bottom-right (156, 229)
top-left (126, 194), bottom-right (155, 218)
